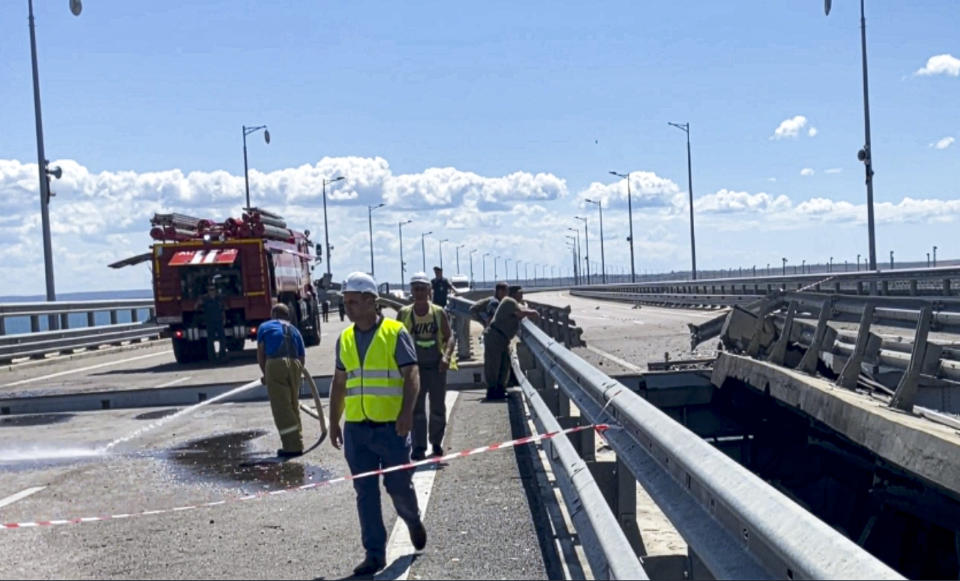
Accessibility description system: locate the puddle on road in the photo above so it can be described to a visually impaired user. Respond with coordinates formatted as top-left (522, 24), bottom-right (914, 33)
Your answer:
top-left (164, 430), bottom-right (333, 492)
top-left (134, 408), bottom-right (181, 420)
top-left (0, 413), bottom-right (74, 427)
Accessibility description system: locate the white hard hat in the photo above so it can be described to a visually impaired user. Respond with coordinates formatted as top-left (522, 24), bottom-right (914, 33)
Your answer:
top-left (342, 272), bottom-right (378, 295)
top-left (410, 272), bottom-right (430, 285)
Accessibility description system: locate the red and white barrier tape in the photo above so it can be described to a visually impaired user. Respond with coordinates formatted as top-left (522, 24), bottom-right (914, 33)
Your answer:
top-left (1, 423), bottom-right (608, 531)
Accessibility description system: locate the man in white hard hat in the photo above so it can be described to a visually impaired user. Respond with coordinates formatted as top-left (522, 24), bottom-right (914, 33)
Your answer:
top-left (397, 272), bottom-right (455, 460)
top-left (328, 272), bottom-right (427, 576)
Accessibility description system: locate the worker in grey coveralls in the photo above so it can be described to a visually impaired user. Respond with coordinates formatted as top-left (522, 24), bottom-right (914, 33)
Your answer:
top-left (483, 285), bottom-right (539, 400)
top-left (196, 282), bottom-right (226, 361)
top-left (398, 272), bottom-right (456, 460)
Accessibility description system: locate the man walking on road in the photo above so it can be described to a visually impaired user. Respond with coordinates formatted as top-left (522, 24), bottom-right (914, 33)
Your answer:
top-left (483, 285), bottom-right (539, 400)
top-left (398, 272), bottom-right (456, 460)
top-left (256, 303), bottom-right (307, 457)
top-left (196, 281), bottom-right (227, 361)
top-left (430, 266), bottom-right (456, 307)
top-left (321, 299), bottom-right (330, 323)
top-left (328, 272), bottom-right (427, 576)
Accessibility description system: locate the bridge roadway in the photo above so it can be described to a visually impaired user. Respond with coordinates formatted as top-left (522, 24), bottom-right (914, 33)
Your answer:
top-left (0, 292), bottom-right (713, 579)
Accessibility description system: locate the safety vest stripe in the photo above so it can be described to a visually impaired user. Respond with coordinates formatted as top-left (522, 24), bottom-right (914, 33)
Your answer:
top-left (279, 425), bottom-right (300, 435)
top-left (344, 386), bottom-right (404, 397)
top-left (344, 369), bottom-right (398, 380)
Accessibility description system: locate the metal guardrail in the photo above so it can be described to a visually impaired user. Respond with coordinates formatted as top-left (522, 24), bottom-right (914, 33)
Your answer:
top-left (0, 299), bottom-right (160, 363)
top-left (525, 300), bottom-right (586, 348)
top-left (517, 320), bottom-right (901, 580)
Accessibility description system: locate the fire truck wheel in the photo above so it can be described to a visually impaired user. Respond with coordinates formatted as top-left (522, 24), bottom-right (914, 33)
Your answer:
top-left (172, 337), bottom-right (204, 364)
top-left (226, 337), bottom-right (246, 352)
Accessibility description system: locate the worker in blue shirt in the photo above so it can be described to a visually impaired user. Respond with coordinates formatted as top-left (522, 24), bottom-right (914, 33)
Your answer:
top-left (257, 303), bottom-right (307, 457)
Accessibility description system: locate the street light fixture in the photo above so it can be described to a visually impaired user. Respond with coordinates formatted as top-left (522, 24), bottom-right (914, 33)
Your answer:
top-left (242, 124), bottom-right (270, 209)
top-left (28, 0), bottom-right (82, 325)
top-left (933, 246), bottom-right (938, 267)
top-left (668, 121), bottom-right (697, 280)
top-left (469, 249), bottom-right (477, 286)
top-left (782, 257), bottom-right (788, 276)
top-left (456, 244), bottom-right (466, 274)
top-left (609, 171), bottom-right (636, 283)
top-left (398, 219), bottom-right (412, 291)
top-left (574, 216), bottom-right (589, 284)
top-left (321, 176), bottom-right (345, 276)
top-left (824, 0), bottom-right (877, 272)
top-left (439, 239), bottom-right (449, 270)
top-left (367, 203), bottom-right (385, 276)
top-left (567, 228), bottom-right (582, 285)
top-left (421, 232), bottom-right (432, 272)
top-left (504, 258), bottom-right (512, 282)
top-left (585, 198), bottom-right (606, 283)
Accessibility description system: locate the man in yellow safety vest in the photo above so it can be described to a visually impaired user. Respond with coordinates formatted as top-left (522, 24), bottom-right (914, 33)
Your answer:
top-left (329, 272), bottom-right (427, 577)
top-left (397, 272), bottom-right (456, 460)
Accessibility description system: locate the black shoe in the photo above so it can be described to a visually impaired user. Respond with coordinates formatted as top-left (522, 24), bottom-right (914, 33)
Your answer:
top-left (276, 449), bottom-right (303, 458)
top-left (411, 449), bottom-right (426, 461)
top-left (431, 445), bottom-right (444, 457)
top-left (352, 555), bottom-right (386, 576)
top-left (408, 520), bottom-right (427, 551)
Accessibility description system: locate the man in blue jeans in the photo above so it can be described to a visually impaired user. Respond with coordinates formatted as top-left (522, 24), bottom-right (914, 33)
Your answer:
top-left (329, 272), bottom-right (426, 577)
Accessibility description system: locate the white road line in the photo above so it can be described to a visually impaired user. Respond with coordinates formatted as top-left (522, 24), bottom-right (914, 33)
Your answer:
top-left (378, 390), bottom-right (459, 580)
top-left (0, 486), bottom-right (46, 509)
top-left (155, 376), bottom-right (190, 388)
top-left (585, 344), bottom-right (644, 373)
top-left (1, 350), bottom-right (172, 388)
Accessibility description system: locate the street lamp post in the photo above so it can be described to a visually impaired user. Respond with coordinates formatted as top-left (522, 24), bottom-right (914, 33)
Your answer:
top-left (28, 0), bottom-right (81, 326)
top-left (515, 260), bottom-right (520, 282)
top-left (933, 246), bottom-right (938, 267)
top-left (504, 258), bottom-right (512, 282)
top-left (575, 216), bottom-right (589, 284)
top-left (782, 257), bottom-right (788, 276)
top-left (668, 121), bottom-right (697, 280)
top-left (469, 249), bottom-right (477, 286)
top-left (585, 198), bottom-right (606, 283)
top-left (321, 176), bottom-right (345, 276)
top-left (610, 171), bottom-right (636, 282)
top-left (857, 253), bottom-right (861, 272)
top-left (482, 252), bottom-right (490, 285)
top-left (420, 232), bottom-right (432, 272)
top-left (242, 125), bottom-right (270, 210)
top-left (495, 256), bottom-right (501, 280)
top-left (890, 250), bottom-right (894, 270)
top-left (367, 203), bottom-right (384, 276)
top-left (439, 239), bottom-right (448, 270)
top-left (825, 0), bottom-right (877, 272)
top-left (456, 244), bottom-right (465, 274)
top-left (398, 220), bottom-right (412, 291)
top-left (829, 256), bottom-right (834, 273)
top-left (567, 229), bottom-right (581, 285)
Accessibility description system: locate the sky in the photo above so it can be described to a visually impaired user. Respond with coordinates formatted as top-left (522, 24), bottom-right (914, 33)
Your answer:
top-left (1, 1), bottom-right (959, 295)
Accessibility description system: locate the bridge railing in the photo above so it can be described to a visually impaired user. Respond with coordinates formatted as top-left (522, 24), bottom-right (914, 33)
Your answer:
top-left (516, 319), bottom-right (901, 580)
top-left (0, 299), bottom-right (161, 363)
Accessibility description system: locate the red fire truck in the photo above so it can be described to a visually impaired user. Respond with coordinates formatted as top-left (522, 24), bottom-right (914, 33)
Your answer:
top-left (110, 209), bottom-right (322, 363)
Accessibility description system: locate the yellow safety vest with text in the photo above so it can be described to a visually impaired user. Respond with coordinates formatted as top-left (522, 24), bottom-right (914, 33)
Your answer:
top-left (339, 318), bottom-right (405, 422)
top-left (398, 303), bottom-right (446, 352)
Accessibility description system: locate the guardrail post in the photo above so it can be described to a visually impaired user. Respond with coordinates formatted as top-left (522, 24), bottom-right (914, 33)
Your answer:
top-left (836, 304), bottom-right (876, 389)
top-left (587, 457), bottom-right (644, 555)
top-left (943, 279), bottom-right (952, 296)
top-left (881, 280), bottom-right (889, 296)
top-left (890, 306), bottom-right (932, 411)
top-left (0, 317), bottom-right (5, 335)
top-left (857, 281), bottom-right (864, 295)
top-left (59, 313), bottom-right (69, 330)
top-left (909, 280), bottom-right (918, 296)
top-left (797, 297), bottom-right (835, 374)
top-left (559, 308), bottom-right (572, 347)
top-left (110, 310), bottom-right (118, 325)
top-left (86, 312), bottom-right (96, 327)
top-left (455, 314), bottom-right (472, 361)
top-left (131, 309), bottom-right (139, 323)
top-left (767, 301), bottom-right (797, 366)
top-left (30, 315), bottom-right (40, 333)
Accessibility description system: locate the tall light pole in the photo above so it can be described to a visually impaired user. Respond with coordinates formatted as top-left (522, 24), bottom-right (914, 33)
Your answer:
top-left (824, 0), bottom-right (877, 271)
top-left (585, 198), bottom-right (606, 283)
top-left (482, 252), bottom-right (490, 285)
top-left (367, 203), bottom-right (384, 276)
top-left (398, 219), bottom-right (412, 291)
top-left (609, 171), bottom-right (636, 283)
top-left (668, 121), bottom-right (697, 280)
top-left (515, 260), bottom-right (521, 282)
top-left (439, 239), bottom-right (448, 270)
top-left (456, 244), bottom-right (465, 273)
top-left (29, 0), bottom-right (81, 323)
top-left (495, 256), bottom-right (501, 280)
top-left (321, 176), bottom-right (345, 276)
top-left (574, 217), bottom-right (589, 284)
top-left (505, 258), bottom-right (512, 282)
top-left (242, 124), bottom-right (270, 209)
top-left (469, 249), bottom-right (477, 285)
top-left (933, 245), bottom-right (938, 267)
top-left (567, 228), bottom-right (582, 285)
top-left (421, 231), bottom-right (432, 272)
top-left (782, 257), bottom-right (788, 276)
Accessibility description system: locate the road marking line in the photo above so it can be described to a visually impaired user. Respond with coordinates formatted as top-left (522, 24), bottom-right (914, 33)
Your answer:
top-left (0, 487), bottom-right (46, 509)
top-left (585, 345), bottom-right (644, 372)
top-left (1, 351), bottom-right (172, 388)
top-left (378, 390), bottom-right (459, 580)
top-left (155, 376), bottom-right (190, 388)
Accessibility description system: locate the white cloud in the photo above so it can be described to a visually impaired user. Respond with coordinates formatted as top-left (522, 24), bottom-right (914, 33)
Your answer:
top-left (915, 54), bottom-right (960, 77)
top-left (695, 190), bottom-right (792, 214)
top-left (578, 171), bottom-right (680, 211)
top-left (800, 168), bottom-right (815, 176)
top-left (825, 168), bottom-right (843, 174)
top-left (771, 115), bottom-right (814, 140)
top-left (931, 136), bottom-right (956, 150)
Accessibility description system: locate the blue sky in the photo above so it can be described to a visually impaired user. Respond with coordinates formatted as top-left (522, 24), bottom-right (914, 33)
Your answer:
top-left (1, 1), bottom-right (959, 294)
